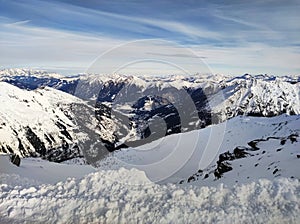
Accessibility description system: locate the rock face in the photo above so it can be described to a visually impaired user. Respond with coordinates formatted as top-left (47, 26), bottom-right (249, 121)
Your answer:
top-left (10, 154), bottom-right (21, 167)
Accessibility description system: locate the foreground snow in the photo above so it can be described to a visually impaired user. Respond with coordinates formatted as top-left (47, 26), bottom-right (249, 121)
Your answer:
top-left (0, 158), bottom-right (299, 223)
top-left (0, 155), bottom-right (95, 186)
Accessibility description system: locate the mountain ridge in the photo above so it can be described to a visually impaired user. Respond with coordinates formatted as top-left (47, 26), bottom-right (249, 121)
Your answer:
top-left (0, 68), bottom-right (299, 164)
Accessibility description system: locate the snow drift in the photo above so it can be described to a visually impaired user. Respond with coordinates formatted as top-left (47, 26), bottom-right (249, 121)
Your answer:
top-left (0, 161), bottom-right (299, 224)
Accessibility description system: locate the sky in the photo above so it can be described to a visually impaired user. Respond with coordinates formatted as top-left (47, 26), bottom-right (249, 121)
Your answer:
top-left (0, 0), bottom-right (300, 76)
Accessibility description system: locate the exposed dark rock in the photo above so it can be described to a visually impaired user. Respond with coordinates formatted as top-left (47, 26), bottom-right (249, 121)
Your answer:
top-left (280, 139), bottom-right (286, 145)
top-left (17, 138), bottom-right (26, 156)
top-left (1, 145), bottom-right (7, 153)
top-left (44, 134), bottom-right (53, 145)
top-left (233, 147), bottom-right (249, 158)
top-left (187, 176), bottom-right (195, 183)
top-left (214, 161), bottom-right (233, 179)
top-left (6, 145), bottom-right (14, 154)
top-left (273, 168), bottom-right (279, 175)
top-left (46, 143), bottom-right (81, 163)
top-left (61, 140), bottom-right (69, 151)
top-left (10, 154), bottom-right (21, 167)
top-left (48, 134), bottom-right (56, 143)
top-left (25, 126), bottom-right (46, 156)
top-left (218, 151), bottom-right (235, 162)
top-left (247, 140), bottom-right (260, 150)
top-left (63, 110), bottom-right (73, 120)
top-left (56, 122), bottom-right (72, 141)
top-left (288, 134), bottom-right (298, 143)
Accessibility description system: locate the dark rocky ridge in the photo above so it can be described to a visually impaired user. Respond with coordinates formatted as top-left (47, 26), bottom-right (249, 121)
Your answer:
top-left (180, 133), bottom-right (299, 184)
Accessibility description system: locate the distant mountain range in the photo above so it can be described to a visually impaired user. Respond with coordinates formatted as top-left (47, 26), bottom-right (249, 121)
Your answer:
top-left (0, 68), bottom-right (299, 164)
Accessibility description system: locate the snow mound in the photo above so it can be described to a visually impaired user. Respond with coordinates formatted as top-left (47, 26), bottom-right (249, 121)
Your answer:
top-left (0, 167), bottom-right (299, 223)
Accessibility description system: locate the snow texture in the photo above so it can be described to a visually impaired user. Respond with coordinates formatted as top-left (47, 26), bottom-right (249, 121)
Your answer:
top-left (0, 157), bottom-right (299, 224)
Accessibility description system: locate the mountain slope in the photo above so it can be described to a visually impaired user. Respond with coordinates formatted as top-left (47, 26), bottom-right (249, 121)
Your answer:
top-left (97, 114), bottom-right (300, 186)
top-left (213, 74), bottom-right (300, 120)
top-left (0, 82), bottom-right (103, 162)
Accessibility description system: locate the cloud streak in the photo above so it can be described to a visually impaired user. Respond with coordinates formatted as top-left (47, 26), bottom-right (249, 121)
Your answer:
top-left (0, 0), bottom-right (299, 75)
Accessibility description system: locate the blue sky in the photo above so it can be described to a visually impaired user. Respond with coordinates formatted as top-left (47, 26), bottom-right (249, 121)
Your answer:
top-left (0, 0), bottom-right (300, 76)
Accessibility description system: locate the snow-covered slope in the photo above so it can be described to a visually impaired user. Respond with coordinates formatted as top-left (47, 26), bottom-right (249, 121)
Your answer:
top-left (97, 114), bottom-right (300, 186)
top-left (0, 155), bottom-right (95, 186)
top-left (0, 157), bottom-right (299, 223)
top-left (0, 82), bottom-right (104, 162)
top-left (213, 74), bottom-right (300, 119)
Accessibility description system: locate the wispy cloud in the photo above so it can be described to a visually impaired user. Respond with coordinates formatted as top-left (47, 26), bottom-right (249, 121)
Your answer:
top-left (146, 52), bottom-right (206, 59)
top-left (5, 19), bottom-right (31, 26)
top-left (0, 19), bottom-right (122, 74)
top-left (0, 0), bottom-right (299, 75)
